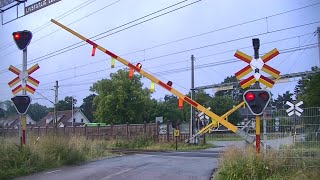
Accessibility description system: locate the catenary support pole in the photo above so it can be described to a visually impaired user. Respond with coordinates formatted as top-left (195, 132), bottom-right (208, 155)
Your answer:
top-left (190, 55), bottom-right (196, 144)
top-left (54, 81), bottom-right (58, 129)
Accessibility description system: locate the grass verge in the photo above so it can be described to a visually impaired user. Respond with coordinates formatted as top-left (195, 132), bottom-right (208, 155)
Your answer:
top-left (0, 135), bottom-right (112, 180)
top-left (214, 146), bottom-right (320, 180)
top-left (106, 136), bottom-right (212, 151)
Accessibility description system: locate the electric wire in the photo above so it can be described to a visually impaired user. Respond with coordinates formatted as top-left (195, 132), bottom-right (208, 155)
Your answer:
top-left (1, 1), bottom-right (318, 72)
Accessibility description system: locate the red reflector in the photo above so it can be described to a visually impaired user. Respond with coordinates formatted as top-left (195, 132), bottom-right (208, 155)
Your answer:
top-left (13, 33), bottom-right (21, 40)
top-left (245, 92), bottom-right (255, 102)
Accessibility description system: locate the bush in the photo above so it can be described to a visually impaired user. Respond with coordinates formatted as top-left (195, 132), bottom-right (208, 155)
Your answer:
top-left (215, 146), bottom-right (320, 180)
top-left (0, 135), bottom-right (112, 179)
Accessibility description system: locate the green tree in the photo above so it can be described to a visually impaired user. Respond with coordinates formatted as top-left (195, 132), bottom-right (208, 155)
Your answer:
top-left (295, 66), bottom-right (320, 107)
top-left (91, 69), bottom-right (151, 124)
top-left (56, 96), bottom-right (77, 111)
top-left (80, 94), bottom-right (96, 122)
top-left (158, 95), bottom-right (184, 123)
top-left (208, 96), bottom-right (241, 125)
top-left (183, 90), bottom-right (212, 122)
top-left (27, 103), bottom-right (49, 121)
top-left (271, 91), bottom-right (294, 109)
top-left (2, 100), bottom-right (17, 117)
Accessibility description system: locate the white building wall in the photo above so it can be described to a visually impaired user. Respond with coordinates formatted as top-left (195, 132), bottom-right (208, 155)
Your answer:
top-left (67, 111), bottom-right (90, 123)
top-left (26, 115), bottom-right (36, 125)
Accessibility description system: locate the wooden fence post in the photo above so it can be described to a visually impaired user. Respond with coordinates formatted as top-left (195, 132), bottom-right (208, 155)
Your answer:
top-left (156, 121), bottom-right (160, 142)
top-left (126, 122), bottom-right (129, 139)
top-left (110, 123), bottom-right (113, 139)
top-left (166, 122), bottom-right (170, 142)
top-left (84, 124), bottom-right (87, 138)
top-left (64, 126), bottom-right (66, 135)
top-left (144, 121), bottom-right (147, 135)
top-left (45, 126), bottom-right (48, 136)
top-left (97, 124), bottom-right (100, 140)
top-left (73, 125), bottom-right (76, 135)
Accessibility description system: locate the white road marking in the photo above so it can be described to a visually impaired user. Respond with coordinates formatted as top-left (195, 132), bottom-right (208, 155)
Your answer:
top-left (100, 168), bottom-right (132, 180)
top-left (46, 169), bottom-right (61, 174)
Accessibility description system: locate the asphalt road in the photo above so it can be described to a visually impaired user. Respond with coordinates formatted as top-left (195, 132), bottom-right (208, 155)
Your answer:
top-left (14, 149), bottom-right (221, 180)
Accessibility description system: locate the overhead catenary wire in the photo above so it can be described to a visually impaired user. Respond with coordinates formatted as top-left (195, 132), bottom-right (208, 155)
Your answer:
top-left (36, 43), bottom-right (318, 88)
top-left (30, 44), bottom-right (319, 102)
top-left (1, 20), bottom-right (318, 78)
top-left (4, 44), bottom-right (317, 101)
top-left (1, 1), bottom-right (319, 72)
top-left (31, 32), bottom-right (313, 79)
top-left (0, 0), bottom-right (190, 61)
top-left (0, 0), bottom-right (99, 51)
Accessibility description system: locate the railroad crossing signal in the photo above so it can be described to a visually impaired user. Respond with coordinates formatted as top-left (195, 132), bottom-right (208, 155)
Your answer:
top-left (243, 89), bottom-right (271, 115)
top-left (8, 64), bottom-right (40, 95)
top-left (12, 30), bottom-right (33, 50)
top-left (11, 95), bottom-right (31, 114)
top-left (286, 101), bottom-right (303, 116)
top-left (234, 47), bottom-right (280, 89)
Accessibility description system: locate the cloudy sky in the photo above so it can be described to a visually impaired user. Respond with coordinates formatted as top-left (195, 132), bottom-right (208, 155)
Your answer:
top-left (0, 0), bottom-right (319, 108)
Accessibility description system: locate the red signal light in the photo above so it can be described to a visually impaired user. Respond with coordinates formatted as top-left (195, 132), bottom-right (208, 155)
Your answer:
top-left (245, 92), bottom-right (255, 102)
top-left (13, 33), bottom-right (21, 40)
top-left (259, 92), bottom-right (269, 101)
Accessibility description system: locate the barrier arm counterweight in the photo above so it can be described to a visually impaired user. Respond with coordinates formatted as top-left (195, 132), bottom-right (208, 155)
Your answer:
top-left (51, 19), bottom-right (255, 144)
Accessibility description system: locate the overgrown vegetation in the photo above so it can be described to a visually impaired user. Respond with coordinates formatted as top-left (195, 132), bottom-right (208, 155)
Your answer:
top-left (0, 135), bottom-right (210, 179)
top-left (214, 146), bottom-right (320, 180)
top-left (105, 136), bottom-right (211, 150)
top-left (0, 135), bottom-right (112, 180)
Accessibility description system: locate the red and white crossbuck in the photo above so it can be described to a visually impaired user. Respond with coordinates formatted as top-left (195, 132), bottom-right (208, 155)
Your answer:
top-left (8, 64), bottom-right (40, 94)
top-left (234, 49), bottom-right (280, 89)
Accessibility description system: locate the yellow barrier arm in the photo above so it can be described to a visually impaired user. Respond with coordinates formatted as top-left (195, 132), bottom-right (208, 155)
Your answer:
top-left (51, 19), bottom-right (255, 143)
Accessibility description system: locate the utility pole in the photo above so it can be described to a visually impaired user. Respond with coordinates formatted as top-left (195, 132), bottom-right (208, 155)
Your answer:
top-left (71, 96), bottom-right (74, 127)
top-left (54, 81), bottom-right (58, 128)
top-left (190, 55), bottom-right (196, 144)
top-left (317, 27), bottom-right (320, 66)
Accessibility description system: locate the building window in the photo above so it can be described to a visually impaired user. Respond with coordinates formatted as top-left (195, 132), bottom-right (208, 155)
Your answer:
top-left (73, 118), bottom-right (76, 122)
top-left (81, 118), bottom-right (83, 123)
top-left (29, 122), bottom-right (31, 125)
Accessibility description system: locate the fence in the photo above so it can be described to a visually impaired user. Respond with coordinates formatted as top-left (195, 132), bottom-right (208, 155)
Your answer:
top-left (263, 107), bottom-right (320, 167)
top-left (0, 122), bottom-right (190, 143)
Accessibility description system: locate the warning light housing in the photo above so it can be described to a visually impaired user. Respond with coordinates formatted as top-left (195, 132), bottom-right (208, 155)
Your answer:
top-left (11, 95), bottom-right (32, 114)
top-left (243, 89), bottom-right (271, 115)
top-left (12, 30), bottom-right (33, 50)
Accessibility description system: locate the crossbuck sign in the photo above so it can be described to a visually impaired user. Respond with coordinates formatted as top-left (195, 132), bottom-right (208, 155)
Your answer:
top-left (286, 101), bottom-right (303, 116)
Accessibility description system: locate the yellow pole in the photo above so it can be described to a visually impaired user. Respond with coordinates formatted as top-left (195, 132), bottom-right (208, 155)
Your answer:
top-left (256, 115), bottom-right (260, 153)
top-left (21, 114), bottom-right (26, 145)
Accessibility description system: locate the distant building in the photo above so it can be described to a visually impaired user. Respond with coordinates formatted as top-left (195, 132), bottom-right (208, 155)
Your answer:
top-left (36, 109), bottom-right (90, 127)
top-left (0, 114), bottom-right (36, 128)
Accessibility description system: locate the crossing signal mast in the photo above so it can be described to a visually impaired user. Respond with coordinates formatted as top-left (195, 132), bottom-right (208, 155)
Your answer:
top-left (9, 30), bottom-right (39, 145)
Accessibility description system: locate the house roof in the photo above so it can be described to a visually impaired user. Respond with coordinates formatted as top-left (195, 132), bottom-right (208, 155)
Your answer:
top-left (36, 109), bottom-right (84, 127)
top-left (0, 114), bottom-right (33, 128)
top-left (0, 115), bottom-right (20, 127)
